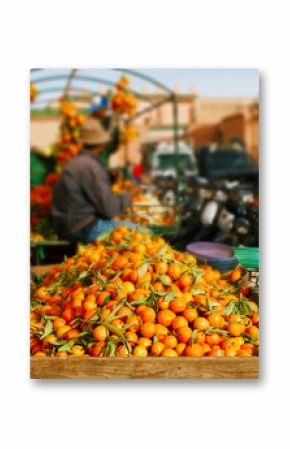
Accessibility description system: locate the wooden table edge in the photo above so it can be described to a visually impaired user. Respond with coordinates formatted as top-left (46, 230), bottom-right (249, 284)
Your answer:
top-left (30, 356), bottom-right (259, 380)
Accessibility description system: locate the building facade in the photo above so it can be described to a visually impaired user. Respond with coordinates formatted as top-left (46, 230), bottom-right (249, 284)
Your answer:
top-left (31, 88), bottom-right (259, 163)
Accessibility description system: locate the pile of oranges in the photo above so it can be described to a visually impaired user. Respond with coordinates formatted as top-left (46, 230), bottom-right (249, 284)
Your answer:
top-left (112, 179), bottom-right (135, 195)
top-left (31, 227), bottom-right (259, 358)
top-left (30, 184), bottom-right (53, 210)
top-left (30, 173), bottom-right (60, 240)
top-left (114, 191), bottom-right (175, 227)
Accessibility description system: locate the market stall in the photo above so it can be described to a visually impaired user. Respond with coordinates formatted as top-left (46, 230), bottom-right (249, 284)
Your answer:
top-left (30, 226), bottom-right (259, 379)
top-left (30, 69), bottom-right (184, 256)
top-left (30, 70), bottom-right (259, 379)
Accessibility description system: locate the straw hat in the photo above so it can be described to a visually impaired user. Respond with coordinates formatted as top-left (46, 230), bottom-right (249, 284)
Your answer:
top-left (80, 118), bottom-right (110, 145)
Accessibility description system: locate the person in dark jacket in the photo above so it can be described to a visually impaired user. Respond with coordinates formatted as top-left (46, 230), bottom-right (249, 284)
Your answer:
top-left (52, 118), bottom-right (139, 243)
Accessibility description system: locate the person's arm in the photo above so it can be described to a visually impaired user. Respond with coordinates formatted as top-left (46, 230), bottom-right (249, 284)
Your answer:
top-left (81, 161), bottom-right (131, 218)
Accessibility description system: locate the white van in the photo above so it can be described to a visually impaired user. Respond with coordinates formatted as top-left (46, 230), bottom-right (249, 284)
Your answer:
top-left (151, 142), bottom-right (198, 180)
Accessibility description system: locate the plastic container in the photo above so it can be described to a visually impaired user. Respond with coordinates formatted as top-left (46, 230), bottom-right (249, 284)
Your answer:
top-left (186, 241), bottom-right (238, 272)
top-left (233, 247), bottom-right (259, 270)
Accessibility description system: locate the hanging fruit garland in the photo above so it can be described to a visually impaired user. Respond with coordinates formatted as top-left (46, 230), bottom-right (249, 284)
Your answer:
top-left (31, 97), bottom-right (85, 240)
top-left (30, 83), bottom-right (37, 102)
top-left (54, 97), bottom-right (85, 169)
top-left (111, 76), bottom-right (136, 116)
top-left (111, 75), bottom-right (138, 145)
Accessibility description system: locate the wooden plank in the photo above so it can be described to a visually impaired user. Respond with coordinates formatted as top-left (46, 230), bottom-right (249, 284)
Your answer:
top-left (31, 357), bottom-right (259, 380)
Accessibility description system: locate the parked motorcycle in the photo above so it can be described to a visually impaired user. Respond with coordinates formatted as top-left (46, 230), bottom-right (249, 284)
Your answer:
top-left (171, 176), bottom-right (259, 250)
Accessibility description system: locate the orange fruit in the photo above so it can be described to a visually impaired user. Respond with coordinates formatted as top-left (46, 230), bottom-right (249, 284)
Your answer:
top-left (230, 268), bottom-right (241, 282)
top-left (169, 297), bottom-right (186, 314)
top-left (167, 264), bottom-right (182, 280)
top-left (112, 256), bottom-right (128, 270)
top-left (136, 305), bottom-right (147, 315)
top-left (62, 308), bottom-right (74, 322)
top-left (184, 344), bottom-right (204, 357)
top-left (175, 343), bottom-right (186, 355)
top-left (43, 334), bottom-right (57, 345)
top-left (89, 341), bottom-right (105, 357)
top-left (133, 345), bottom-right (148, 357)
top-left (56, 325), bottom-right (71, 339)
top-left (116, 306), bottom-right (132, 318)
top-left (176, 326), bottom-right (192, 343)
top-left (153, 281), bottom-right (165, 292)
top-left (246, 325), bottom-right (259, 339)
top-left (138, 337), bottom-right (152, 348)
top-left (182, 308), bottom-right (198, 323)
top-left (126, 315), bottom-right (140, 332)
top-left (116, 345), bottom-right (129, 357)
top-left (225, 348), bottom-right (238, 357)
top-left (151, 341), bottom-right (165, 356)
top-left (100, 309), bottom-right (110, 321)
top-left (93, 325), bottom-right (108, 341)
top-left (123, 281), bottom-right (135, 295)
top-left (209, 347), bottom-right (225, 357)
top-left (222, 338), bottom-right (241, 352)
top-left (115, 225), bottom-right (129, 235)
top-left (171, 316), bottom-right (188, 330)
top-left (157, 298), bottom-right (169, 310)
top-left (228, 323), bottom-right (245, 337)
top-left (71, 297), bottom-right (83, 308)
top-left (178, 273), bottom-right (193, 290)
top-left (96, 291), bottom-right (111, 306)
top-left (181, 292), bottom-right (193, 304)
top-left (162, 348), bottom-right (178, 357)
top-left (85, 294), bottom-right (96, 303)
top-left (155, 261), bottom-right (168, 275)
top-left (128, 289), bottom-right (148, 303)
top-left (249, 301), bottom-right (258, 312)
top-left (56, 351), bottom-right (68, 357)
top-left (157, 310), bottom-right (176, 327)
top-left (53, 318), bottom-right (66, 329)
top-left (251, 312), bottom-right (259, 325)
top-left (241, 344), bottom-right (254, 353)
top-left (193, 317), bottom-right (210, 330)
top-left (195, 331), bottom-right (206, 345)
top-left (208, 313), bottom-right (224, 328)
top-left (163, 335), bottom-right (178, 349)
top-left (125, 331), bottom-right (138, 344)
top-left (110, 319), bottom-right (124, 330)
top-left (71, 345), bottom-right (85, 356)
top-left (140, 307), bottom-right (156, 323)
top-left (237, 349), bottom-right (253, 357)
top-left (155, 324), bottom-right (169, 339)
top-left (205, 333), bottom-right (221, 346)
top-left (140, 322), bottom-right (155, 338)
top-left (202, 343), bottom-right (211, 355)
top-left (111, 231), bottom-right (122, 243)
top-left (228, 314), bottom-right (244, 324)
top-left (83, 300), bottom-right (97, 312)
top-left (66, 329), bottom-right (81, 341)
top-left (34, 351), bottom-right (47, 357)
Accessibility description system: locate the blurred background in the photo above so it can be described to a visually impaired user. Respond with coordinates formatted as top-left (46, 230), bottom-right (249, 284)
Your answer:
top-left (30, 68), bottom-right (259, 265)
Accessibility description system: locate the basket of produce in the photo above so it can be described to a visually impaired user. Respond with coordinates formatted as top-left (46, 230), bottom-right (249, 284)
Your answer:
top-left (30, 227), bottom-right (259, 379)
top-left (115, 192), bottom-right (178, 235)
